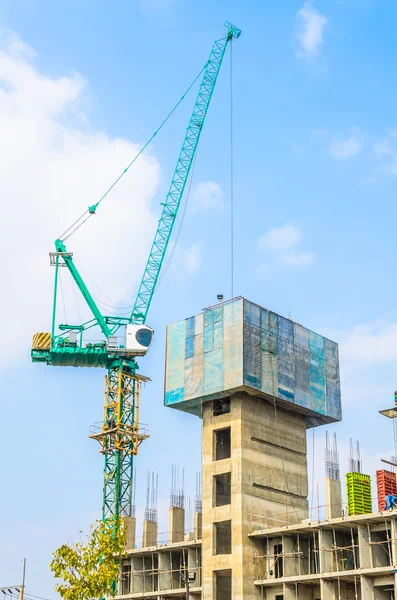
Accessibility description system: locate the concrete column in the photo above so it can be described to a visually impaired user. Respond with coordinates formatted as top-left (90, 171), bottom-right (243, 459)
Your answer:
top-left (123, 516), bottom-right (136, 550)
top-left (371, 532), bottom-right (388, 568)
top-left (143, 519), bottom-right (158, 547)
top-left (283, 583), bottom-right (297, 600)
top-left (194, 511), bottom-right (202, 540)
top-left (319, 529), bottom-right (334, 573)
top-left (201, 393), bottom-right (308, 600)
top-left (169, 506), bottom-right (185, 543)
top-left (131, 556), bottom-right (143, 593)
top-left (361, 576), bottom-right (375, 600)
top-left (391, 519), bottom-right (397, 565)
top-left (188, 547), bottom-right (200, 587)
top-left (358, 524), bottom-right (372, 569)
top-left (325, 478), bottom-right (343, 520)
top-left (159, 552), bottom-right (172, 591)
top-left (320, 579), bottom-right (336, 600)
top-left (283, 535), bottom-right (298, 577)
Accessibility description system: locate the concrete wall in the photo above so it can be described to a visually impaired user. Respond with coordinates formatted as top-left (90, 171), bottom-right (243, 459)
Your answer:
top-left (201, 392), bottom-right (309, 600)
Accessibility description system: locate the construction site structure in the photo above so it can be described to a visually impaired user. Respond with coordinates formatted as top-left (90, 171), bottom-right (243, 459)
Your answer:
top-left (116, 510), bottom-right (397, 599)
top-left (30, 22), bottom-right (241, 521)
top-left (324, 432), bottom-right (343, 521)
top-left (114, 299), bottom-right (397, 599)
top-left (377, 470), bottom-right (397, 513)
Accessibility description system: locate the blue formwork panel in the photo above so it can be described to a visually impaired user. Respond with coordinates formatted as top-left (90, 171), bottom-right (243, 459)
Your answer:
top-left (164, 297), bottom-right (342, 426)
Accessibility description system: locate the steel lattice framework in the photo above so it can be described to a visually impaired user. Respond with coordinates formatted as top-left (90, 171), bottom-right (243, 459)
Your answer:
top-left (90, 366), bottom-right (149, 518)
top-left (131, 22), bottom-right (241, 324)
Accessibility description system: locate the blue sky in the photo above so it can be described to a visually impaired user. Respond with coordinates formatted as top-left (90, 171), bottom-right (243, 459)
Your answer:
top-left (2, 0), bottom-right (397, 596)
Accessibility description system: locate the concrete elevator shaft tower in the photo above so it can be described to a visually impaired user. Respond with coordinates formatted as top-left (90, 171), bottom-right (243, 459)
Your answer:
top-left (164, 297), bottom-right (342, 600)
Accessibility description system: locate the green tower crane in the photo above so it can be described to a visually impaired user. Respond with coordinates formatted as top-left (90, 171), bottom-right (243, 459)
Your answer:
top-left (31, 22), bottom-right (241, 521)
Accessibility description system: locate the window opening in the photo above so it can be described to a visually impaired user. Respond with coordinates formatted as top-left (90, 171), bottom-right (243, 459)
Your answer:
top-left (214, 520), bottom-right (231, 555)
top-left (121, 563), bottom-right (131, 595)
top-left (215, 569), bottom-right (232, 600)
top-left (214, 427), bottom-right (231, 460)
top-left (213, 397), bottom-right (230, 416)
top-left (214, 472), bottom-right (231, 506)
top-left (274, 544), bottom-right (283, 578)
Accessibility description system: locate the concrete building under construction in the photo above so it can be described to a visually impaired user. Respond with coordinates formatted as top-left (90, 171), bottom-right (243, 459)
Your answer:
top-left (115, 297), bottom-right (397, 600)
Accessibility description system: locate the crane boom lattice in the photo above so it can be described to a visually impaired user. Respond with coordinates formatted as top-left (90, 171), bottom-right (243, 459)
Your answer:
top-left (131, 22), bottom-right (241, 325)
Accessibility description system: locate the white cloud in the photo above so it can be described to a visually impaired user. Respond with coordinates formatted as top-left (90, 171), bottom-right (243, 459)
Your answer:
top-left (280, 251), bottom-right (316, 267)
top-left (190, 181), bottom-right (224, 214)
top-left (161, 241), bottom-right (202, 286)
top-left (373, 140), bottom-right (393, 157)
top-left (373, 135), bottom-right (397, 175)
top-left (257, 224), bottom-right (315, 275)
top-left (330, 131), bottom-right (361, 159)
top-left (0, 30), bottom-right (166, 366)
top-left (257, 224), bottom-right (302, 252)
top-left (336, 319), bottom-right (397, 366)
top-left (295, 2), bottom-right (327, 60)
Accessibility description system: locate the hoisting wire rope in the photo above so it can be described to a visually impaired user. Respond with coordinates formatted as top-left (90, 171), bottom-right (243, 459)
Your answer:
top-left (70, 145), bottom-right (198, 316)
top-left (59, 64), bottom-right (207, 243)
top-left (73, 260), bottom-right (134, 315)
top-left (311, 428), bottom-right (315, 519)
top-left (230, 37), bottom-right (235, 300)
top-left (156, 32), bottom-right (234, 297)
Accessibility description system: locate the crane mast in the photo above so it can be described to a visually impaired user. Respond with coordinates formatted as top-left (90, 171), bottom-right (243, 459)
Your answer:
top-left (31, 22), bottom-right (241, 522)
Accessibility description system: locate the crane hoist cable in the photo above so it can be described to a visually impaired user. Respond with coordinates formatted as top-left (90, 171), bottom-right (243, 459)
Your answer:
top-left (230, 37), bottom-right (235, 299)
top-left (59, 64), bottom-right (207, 243)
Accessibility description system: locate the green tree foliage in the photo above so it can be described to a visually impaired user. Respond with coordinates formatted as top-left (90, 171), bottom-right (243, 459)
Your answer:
top-left (50, 517), bottom-right (126, 600)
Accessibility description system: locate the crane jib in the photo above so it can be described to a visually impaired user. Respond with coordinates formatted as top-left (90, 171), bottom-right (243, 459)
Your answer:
top-left (130, 22), bottom-right (241, 326)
